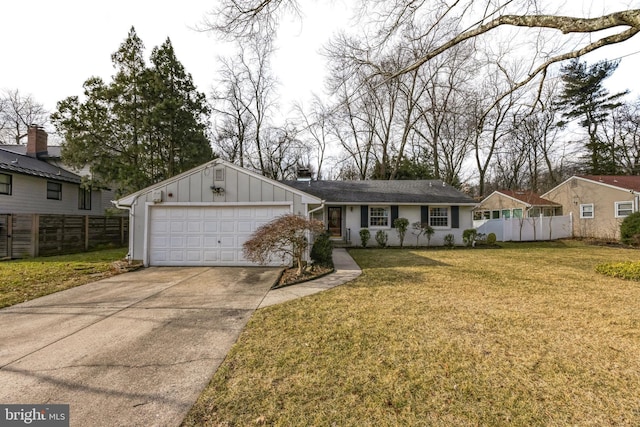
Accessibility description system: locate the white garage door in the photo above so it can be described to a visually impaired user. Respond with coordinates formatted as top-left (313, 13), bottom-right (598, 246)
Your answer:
top-left (148, 205), bottom-right (290, 266)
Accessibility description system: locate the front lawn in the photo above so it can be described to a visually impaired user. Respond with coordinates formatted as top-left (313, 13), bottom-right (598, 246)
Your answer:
top-left (0, 248), bottom-right (128, 308)
top-left (184, 241), bottom-right (640, 426)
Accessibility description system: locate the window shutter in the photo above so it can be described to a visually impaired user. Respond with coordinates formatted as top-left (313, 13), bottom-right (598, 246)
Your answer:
top-left (361, 205), bottom-right (368, 228)
top-left (421, 206), bottom-right (429, 224)
top-left (391, 205), bottom-right (399, 228)
top-left (451, 206), bottom-right (460, 229)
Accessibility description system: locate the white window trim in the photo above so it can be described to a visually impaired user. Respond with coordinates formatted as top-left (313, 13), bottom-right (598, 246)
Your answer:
top-left (429, 206), bottom-right (450, 228)
top-left (580, 203), bottom-right (594, 219)
top-left (615, 201), bottom-right (634, 218)
top-left (369, 206), bottom-right (391, 228)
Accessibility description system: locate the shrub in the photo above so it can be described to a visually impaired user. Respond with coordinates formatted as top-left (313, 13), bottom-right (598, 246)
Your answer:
top-left (596, 261), bottom-right (640, 281)
top-left (393, 217), bottom-right (410, 248)
top-left (310, 232), bottom-right (333, 268)
top-left (487, 233), bottom-right (497, 245)
top-left (375, 230), bottom-right (388, 248)
top-left (359, 228), bottom-right (371, 248)
top-left (462, 229), bottom-right (477, 247)
top-left (620, 211), bottom-right (640, 246)
top-left (444, 233), bottom-right (455, 248)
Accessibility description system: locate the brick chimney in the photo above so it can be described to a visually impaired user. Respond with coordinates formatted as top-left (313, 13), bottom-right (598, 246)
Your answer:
top-left (26, 125), bottom-right (48, 158)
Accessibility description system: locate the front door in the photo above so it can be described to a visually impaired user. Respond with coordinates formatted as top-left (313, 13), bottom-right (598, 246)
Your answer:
top-left (328, 207), bottom-right (342, 238)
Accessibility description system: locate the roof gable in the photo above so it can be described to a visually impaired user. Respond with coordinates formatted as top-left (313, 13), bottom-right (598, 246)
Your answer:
top-left (543, 175), bottom-right (640, 198)
top-left (492, 190), bottom-right (561, 207)
top-left (116, 159), bottom-right (322, 206)
top-left (281, 180), bottom-right (476, 205)
top-left (579, 175), bottom-right (640, 192)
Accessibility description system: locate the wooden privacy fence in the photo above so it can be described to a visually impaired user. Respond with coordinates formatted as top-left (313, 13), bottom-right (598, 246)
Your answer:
top-left (0, 214), bottom-right (128, 259)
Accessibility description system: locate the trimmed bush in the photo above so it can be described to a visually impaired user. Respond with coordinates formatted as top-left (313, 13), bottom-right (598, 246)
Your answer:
top-left (462, 229), bottom-right (477, 247)
top-left (375, 230), bottom-right (388, 248)
top-left (444, 233), bottom-right (455, 248)
top-left (620, 211), bottom-right (640, 246)
top-left (310, 232), bottom-right (333, 268)
top-left (487, 233), bottom-right (497, 245)
top-left (359, 228), bottom-right (371, 248)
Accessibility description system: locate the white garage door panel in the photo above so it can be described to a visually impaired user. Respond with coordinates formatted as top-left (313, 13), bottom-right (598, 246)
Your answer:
top-left (149, 205), bottom-right (289, 266)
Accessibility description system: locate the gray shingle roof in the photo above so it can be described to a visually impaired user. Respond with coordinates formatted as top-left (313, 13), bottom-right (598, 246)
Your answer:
top-left (0, 148), bottom-right (81, 184)
top-left (282, 180), bottom-right (476, 204)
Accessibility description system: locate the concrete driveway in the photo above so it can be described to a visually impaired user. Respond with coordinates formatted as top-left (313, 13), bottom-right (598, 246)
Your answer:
top-left (0, 266), bottom-right (280, 427)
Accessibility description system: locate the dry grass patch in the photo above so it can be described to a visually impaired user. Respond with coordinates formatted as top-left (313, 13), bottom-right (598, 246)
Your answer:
top-left (0, 248), bottom-right (128, 308)
top-left (184, 241), bottom-right (640, 426)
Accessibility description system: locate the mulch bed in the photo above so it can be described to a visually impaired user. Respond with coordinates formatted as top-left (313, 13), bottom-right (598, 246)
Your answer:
top-left (273, 265), bottom-right (334, 289)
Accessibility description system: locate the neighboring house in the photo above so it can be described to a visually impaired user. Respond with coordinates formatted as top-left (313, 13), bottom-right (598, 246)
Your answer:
top-left (474, 190), bottom-right (563, 220)
top-left (542, 175), bottom-right (640, 240)
top-left (0, 126), bottom-right (115, 215)
top-left (282, 178), bottom-right (477, 248)
top-left (115, 159), bottom-right (477, 267)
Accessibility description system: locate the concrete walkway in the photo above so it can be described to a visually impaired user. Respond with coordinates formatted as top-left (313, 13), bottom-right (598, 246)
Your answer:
top-left (259, 248), bottom-right (362, 308)
top-left (0, 249), bottom-right (361, 427)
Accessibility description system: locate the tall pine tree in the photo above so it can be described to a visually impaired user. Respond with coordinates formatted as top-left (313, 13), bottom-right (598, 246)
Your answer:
top-left (148, 38), bottom-right (212, 179)
top-left (52, 27), bottom-right (213, 196)
top-left (556, 58), bottom-right (628, 175)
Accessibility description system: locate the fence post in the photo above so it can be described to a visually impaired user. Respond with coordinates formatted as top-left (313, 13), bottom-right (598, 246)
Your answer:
top-left (32, 214), bottom-right (39, 257)
top-left (120, 216), bottom-right (125, 245)
top-left (7, 214), bottom-right (13, 259)
top-left (84, 216), bottom-right (90, 251)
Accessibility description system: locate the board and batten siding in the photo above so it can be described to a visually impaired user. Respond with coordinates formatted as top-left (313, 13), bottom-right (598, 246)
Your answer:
top-left (0, 173), bottom-right (108, 216)
top-left (124, 161), bottom-right (316, 262)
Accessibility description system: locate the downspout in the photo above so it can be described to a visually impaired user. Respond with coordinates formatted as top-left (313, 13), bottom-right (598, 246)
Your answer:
top-left (113, 196), bottom-right (138, 263)
top-left (306, 201), bottom-right (326, 263)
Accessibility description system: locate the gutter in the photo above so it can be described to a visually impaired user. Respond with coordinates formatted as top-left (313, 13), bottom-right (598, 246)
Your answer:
top-left (112, 195), bottom-right (138, 263)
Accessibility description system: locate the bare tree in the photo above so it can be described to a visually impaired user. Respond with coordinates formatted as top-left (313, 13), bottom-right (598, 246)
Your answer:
top-left (604, 97), bottom-right (640, 174)
top-left (293, 95), bottom-right (332, 179)
top-left (206, 1), bottom-right (640, 99)
top-left (0, 89), bottom-right (48, 145)
top-left (211, 36), bottom-right (279, 175)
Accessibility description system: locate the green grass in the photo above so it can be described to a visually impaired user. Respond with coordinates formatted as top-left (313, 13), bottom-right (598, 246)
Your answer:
top-left (183, 241), bottom-right (640, 426)
top-left (0, 248), bottom-right (127, 308)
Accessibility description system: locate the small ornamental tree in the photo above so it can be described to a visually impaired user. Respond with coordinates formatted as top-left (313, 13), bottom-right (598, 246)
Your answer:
top-left (393, 217), bottom-right (410, 248)
top-left (242, 214), bottom-right (324, 276)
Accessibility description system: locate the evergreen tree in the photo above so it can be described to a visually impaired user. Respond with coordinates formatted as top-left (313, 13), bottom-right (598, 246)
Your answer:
top-left (52, 27), bottom-right (213, 196)
top-left (556, 58), bottom-right (628, 175)
top-left (148, 38), bottom-right (213, 179)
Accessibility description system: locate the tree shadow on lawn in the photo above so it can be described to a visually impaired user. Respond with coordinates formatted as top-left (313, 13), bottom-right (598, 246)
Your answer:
top-left (348, 249), bottom-right (450, 269)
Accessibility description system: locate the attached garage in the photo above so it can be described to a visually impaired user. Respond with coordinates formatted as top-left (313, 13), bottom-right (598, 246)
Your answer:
top-left (115, 159), bottom-right (322, 267)
top-left (148, 204), bottom-right (291, 266)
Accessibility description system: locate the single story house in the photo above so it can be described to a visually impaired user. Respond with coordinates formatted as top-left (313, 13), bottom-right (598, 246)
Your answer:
top-left (542, 175), bottom-right (640, 240)
top-left (474, 190), bottom-right (562, 220)
top-left (0, 126), bottom-right (115, 216)
top-left (116, 159), bottom-right (477, 267)
top-left (282, 178), bottom-right (477, 247)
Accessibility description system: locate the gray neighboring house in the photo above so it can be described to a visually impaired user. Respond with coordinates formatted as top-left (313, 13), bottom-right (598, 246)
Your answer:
top-left (282, 179), bottom-right (477, 247)
top-left (0, 126), bottom-right (116, 215)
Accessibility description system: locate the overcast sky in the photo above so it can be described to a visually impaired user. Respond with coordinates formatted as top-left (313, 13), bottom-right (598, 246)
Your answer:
top-left (2, 1), bottom-right (349, 114)
top-left (2, 1), bottom-right (639, 119)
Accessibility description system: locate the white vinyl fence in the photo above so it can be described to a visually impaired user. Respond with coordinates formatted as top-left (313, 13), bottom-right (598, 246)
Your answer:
top-left (473, 214), bottom-right (572, 242)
